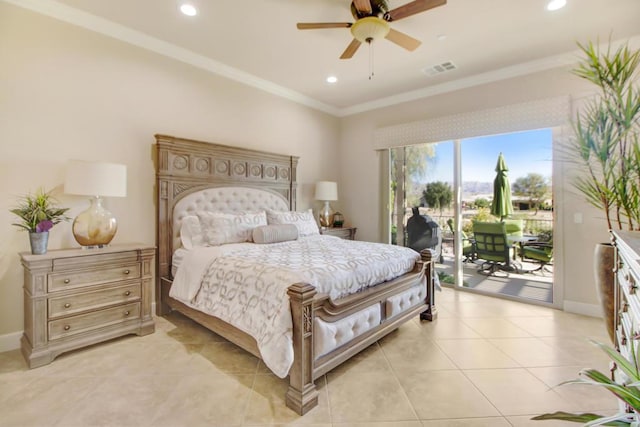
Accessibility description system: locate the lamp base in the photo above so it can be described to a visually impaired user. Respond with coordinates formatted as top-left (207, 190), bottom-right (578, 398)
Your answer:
top-left (72, 196), bottom-right (118, 248)
top-left (318, 201), bottom-right (334, 228)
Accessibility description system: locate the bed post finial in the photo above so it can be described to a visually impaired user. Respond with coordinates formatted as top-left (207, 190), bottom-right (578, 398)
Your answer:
top-left (286, 282), bottom-right (318, 415)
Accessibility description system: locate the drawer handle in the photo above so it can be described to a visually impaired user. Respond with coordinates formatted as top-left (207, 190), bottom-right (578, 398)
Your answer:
top-left (124, 310), bottom-right (130, 316)
top-left (63, 325), bottom-right (71, 331)
top-left (123, 270), bottom-right (130, 275)
top-left (124, 290), bottom-right (131, 296)
top-left (63, 279), bottom-right (70, 284)
top-left (630, 284), bottom-right (637, 294)
top-left (64, 303), bottom-right (71, 308)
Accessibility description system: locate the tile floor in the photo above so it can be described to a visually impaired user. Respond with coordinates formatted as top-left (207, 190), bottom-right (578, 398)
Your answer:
top-left (0, 288), bottom-right (619, 426)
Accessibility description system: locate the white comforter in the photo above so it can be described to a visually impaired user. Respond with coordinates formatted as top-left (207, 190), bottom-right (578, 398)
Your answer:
top-left (170, 235), bottom-right (422, 378)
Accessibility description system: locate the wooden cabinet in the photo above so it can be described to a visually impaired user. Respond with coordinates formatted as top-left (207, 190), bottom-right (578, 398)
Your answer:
top-left (612, 231), bottom-right (640, 382)
top-left (21, 243), bottom-right (155, 368)
top-left (320, 226), bottom-right (357, 240)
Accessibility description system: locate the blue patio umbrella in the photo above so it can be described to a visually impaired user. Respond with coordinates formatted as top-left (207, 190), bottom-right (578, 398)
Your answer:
top-left (491, 152), bottom-right (513, 221)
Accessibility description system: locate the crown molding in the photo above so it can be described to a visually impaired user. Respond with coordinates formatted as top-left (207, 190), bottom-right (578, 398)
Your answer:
top-left (5, 0), bottom-right (639, 118)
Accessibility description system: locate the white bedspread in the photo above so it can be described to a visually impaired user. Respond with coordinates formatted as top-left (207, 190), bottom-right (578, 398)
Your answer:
top-left (170, 235), bottom-right (422, 378)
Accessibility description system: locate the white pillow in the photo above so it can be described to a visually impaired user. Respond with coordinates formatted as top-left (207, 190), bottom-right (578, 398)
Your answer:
top-left (197, 211), bottom-right (267, 246)
top-left (266, 209), bottom-right (319, 237)
top-left (252, 224), bottom-right (299, 244)
top-left (179, 215), bottom-right (204, 250)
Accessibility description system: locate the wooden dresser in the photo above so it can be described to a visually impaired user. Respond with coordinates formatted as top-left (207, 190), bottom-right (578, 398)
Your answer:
top-left (20, 243), bottom-right (155, 368)
top-left (320, 226), bottom-right (357, 240)
top-left (611, 231), bottom-right (640, 374)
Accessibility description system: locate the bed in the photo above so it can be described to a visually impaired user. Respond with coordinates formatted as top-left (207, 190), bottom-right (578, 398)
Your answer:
top-left (155, 134), bottom-right (437, 415)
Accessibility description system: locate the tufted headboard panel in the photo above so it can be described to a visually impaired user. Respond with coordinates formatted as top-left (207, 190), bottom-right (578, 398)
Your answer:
top-left (172, 186), bottom-right (290, 250)
top-left (155, 134), bottom-right (298, 283)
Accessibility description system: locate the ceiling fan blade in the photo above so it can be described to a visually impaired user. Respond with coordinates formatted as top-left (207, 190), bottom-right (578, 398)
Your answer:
top-left (353, 0), bottom-right (372, 14)
top-left (385, 28), bottom-right (421, 51)
top-left (297, 22), bottom-right (352, 29)
top-left (340, 39), bottom-right (362, 59)
top-left (386, 0), bottom-right (446, 21)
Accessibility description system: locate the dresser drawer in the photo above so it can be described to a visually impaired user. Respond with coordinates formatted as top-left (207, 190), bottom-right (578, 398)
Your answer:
top-left (48, 263), bottom-right (141, 292)
top-left (48, 302), bottom-right (141, 341)
top-left (48, 282), bottom-right (141, 319)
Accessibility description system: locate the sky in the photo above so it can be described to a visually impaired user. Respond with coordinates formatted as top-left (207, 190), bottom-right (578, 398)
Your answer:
top-left (423, 128), bottom-right (553, 183)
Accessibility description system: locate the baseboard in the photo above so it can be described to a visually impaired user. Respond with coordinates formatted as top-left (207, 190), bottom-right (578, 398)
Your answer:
top-left (563, 300), bottom-right (603, 318)
top-left (0, 331), bottom-right (22, 352)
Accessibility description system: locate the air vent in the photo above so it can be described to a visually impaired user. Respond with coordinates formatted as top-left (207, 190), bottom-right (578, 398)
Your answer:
top-left (422, 61), bottom-right (457, 76)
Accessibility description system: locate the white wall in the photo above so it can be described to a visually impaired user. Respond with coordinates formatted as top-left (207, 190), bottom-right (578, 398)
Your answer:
top-left (0, 3), bottom-right (341, 339)
top-left (338, 68), bottom-right (609, 314)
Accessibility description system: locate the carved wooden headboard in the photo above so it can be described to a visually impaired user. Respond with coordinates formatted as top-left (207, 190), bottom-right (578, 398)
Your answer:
top-left (154, 134), bottom-right (299, 284)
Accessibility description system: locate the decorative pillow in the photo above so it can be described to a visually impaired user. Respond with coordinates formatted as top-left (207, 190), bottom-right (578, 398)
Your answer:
top-left (252, 224), bottom-right (299, 244)
top-left (196, 211), bottom-right (267, 246)
top-left (179, 215), bottom-right (204, 250)
top-left (266, 209), bottom-right (319, 237)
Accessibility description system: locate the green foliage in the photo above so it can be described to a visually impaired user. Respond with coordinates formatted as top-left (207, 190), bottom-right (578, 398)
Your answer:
top-left (512, 173), bottom-right (550, 213)
top-left (422, 181), bottom-right (453, 215)
top-left (462, 208), bottom-right (494, 234)
top-left (568, 40), bottom-right (640, 231)
top-left (473, 198), bottom-right (490, 209)
top-left (10, 188), bottom-right (70, 233)
top-left (532, 340), bottom-right (640, 425)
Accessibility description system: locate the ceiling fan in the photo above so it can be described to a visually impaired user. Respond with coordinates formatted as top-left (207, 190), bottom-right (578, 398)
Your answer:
top-left (296, 0), bottom-right (447, 59)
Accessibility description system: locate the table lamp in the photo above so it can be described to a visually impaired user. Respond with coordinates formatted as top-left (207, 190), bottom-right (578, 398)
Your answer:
top-left (315, 181), bottom-right (338, 228)
top-left (64, 160), bottom-right (127, 248)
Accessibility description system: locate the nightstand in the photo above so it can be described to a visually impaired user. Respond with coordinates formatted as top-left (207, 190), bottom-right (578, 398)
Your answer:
top-left (20, 243), bottom-right (155, 368)
top-left (320, 226), bottom-right (357, 240)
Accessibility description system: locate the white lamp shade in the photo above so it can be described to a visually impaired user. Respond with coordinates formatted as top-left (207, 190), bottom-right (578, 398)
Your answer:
top-left (315, 181), bottom-right (338, 201)
top-left (64, 160), bottom-right (127, 197)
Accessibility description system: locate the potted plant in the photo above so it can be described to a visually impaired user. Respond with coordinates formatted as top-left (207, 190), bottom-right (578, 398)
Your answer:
top-left (567, 40), bottom-right (640, 343)
top-left (533, 340), bottom-right (640, 425)
top-left (10, 188), bottom-right (69, 255)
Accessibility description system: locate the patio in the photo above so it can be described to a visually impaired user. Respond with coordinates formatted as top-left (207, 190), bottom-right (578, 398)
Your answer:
top-left (436, 249), bottom-right (554, 304)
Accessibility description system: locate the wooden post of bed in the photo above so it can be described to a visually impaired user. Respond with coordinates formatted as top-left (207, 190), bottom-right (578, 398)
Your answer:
top-left (286, 282), bottom-right (318, 415)
top-left (419, 249), bottom-right (438, 321)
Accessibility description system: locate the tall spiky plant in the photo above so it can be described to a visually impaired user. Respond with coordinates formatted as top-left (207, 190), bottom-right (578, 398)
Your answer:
top-left (570, 41), bottom-right (640, 231)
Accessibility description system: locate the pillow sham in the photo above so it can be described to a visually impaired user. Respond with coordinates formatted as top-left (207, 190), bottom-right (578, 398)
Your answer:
top-left (197, 210), bottom-right (267, 246)
top-left (252, 224), bottom-right (299, 244)
top-left (179, 215), bottom-right (204, 250)
top-left (266, 209), bottom-right (319, 237)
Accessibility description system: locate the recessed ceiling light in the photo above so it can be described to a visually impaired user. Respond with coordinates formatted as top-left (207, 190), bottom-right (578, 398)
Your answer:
top-left (180, 3), bottom-right (198, 16)
top-left (546, 0), bottom-right (566, 11)
top-left (326, 76), bottom-right (338, 84)
top-left (436, 34), bottom-right (447, 41)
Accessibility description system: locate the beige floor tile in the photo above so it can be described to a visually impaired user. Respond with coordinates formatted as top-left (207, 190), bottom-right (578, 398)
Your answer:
top-left (396, 370), bottom-right (500, 419)
top-left (488, 337), bottom-right (580, 367)
top-left (155, 311), bottom-right (226, 344)
top-left (463, 368), bottom-right (576, 416)
top-left (149, 373), bottom-right (254, 426)
top-left (435, 339), bottom-right (519, 369)
top-left (378, 321), bottom-right (425, 342)
top-left (420, 418), bottom-right (511, 426)
top-left (327, 370), bottom-right (417, 423)
top-left (330, 343), bottom-right (393, 375)
top-left (507, 314), bottom-right (609, 339)
top-left (0, 376), bottom-right (100, 427)
top-left (380, 336), bottom-right (457, 372)
top-left (461, 318), bottom-right (533, 338)
top-left (333, 422), bottom-right (422, 427)
top-left (54, 374), bottom-right (177, 427)
top-left (196, 341), bottom-right (260, 374)
top-left (538, 335), bottom-right (613, 368)
top-left (506, 414), bottom-right (594, 426)
top-left (527, 365), bottom-right (619, 412)
top-left (243, 374), bottom-right (331, 425)
top-left (416, 317), bottom-right (482, 340)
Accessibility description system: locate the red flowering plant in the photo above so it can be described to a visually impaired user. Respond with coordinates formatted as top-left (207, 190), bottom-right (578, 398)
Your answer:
top-left (10, 189), bottom-right (69, 233)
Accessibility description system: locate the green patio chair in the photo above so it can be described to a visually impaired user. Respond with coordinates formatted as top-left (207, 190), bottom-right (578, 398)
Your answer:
top-left (472, 221), bottom-right (512, 275)
top-left (446, 218), bottom-right (475, 262)
top-left (518, 241), bottom-right (553, 274)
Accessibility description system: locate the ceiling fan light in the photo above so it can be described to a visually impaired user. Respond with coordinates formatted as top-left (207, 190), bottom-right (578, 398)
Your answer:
top-left (180, 3), bottom-right (198, 16)
top-left (350, 17), bottom-right (390, 43)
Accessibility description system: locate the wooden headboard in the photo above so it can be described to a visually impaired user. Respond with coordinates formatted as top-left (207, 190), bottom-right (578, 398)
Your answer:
top-left (154, 134), bottom-right (299, 284)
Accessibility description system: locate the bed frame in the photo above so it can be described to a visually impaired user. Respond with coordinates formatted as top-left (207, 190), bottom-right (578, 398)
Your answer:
top-left (154, 134), bottom-right (437, 415)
